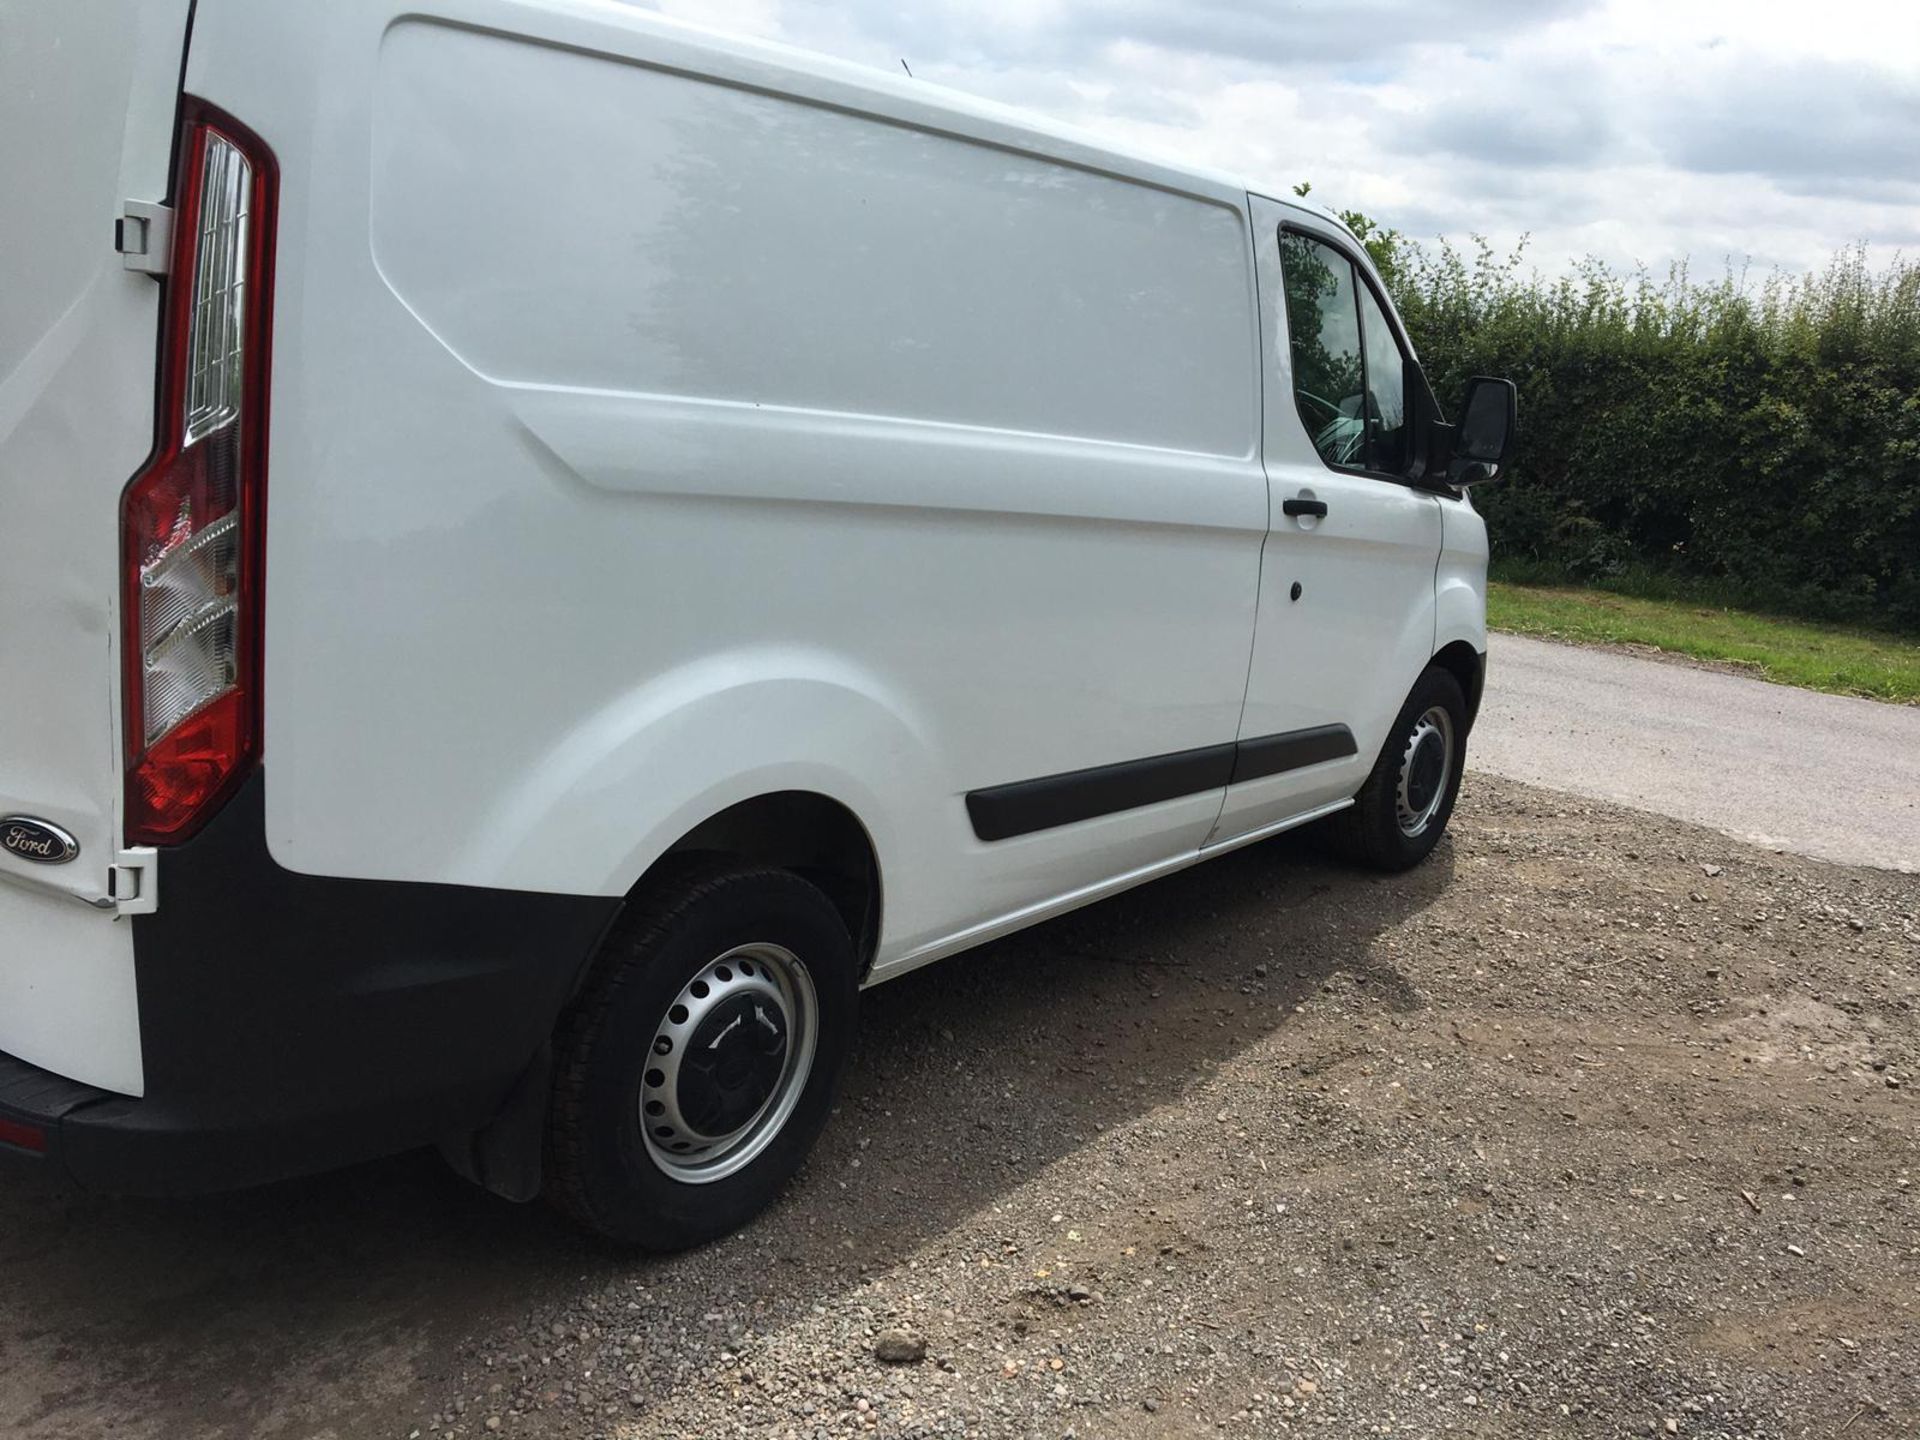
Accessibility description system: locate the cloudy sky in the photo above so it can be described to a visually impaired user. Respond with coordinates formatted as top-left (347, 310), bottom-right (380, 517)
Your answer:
top-left (630, 0), bottom-right (1920, 277)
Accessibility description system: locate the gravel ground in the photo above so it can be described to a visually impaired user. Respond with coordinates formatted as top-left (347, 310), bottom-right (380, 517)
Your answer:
top-left (2, 774), bottom-right (1916, 1440)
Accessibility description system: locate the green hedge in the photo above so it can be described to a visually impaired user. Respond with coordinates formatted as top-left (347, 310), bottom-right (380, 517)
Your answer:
top-left (1366, 225), bottom-right (1920, 631)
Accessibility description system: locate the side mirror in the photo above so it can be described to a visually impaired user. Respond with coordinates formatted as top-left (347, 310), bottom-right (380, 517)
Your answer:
top-left (1449, 376), bottom-right (1517, 485)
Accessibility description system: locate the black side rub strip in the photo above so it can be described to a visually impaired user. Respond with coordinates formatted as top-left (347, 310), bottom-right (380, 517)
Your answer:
top-left (1228, 723), bottom-right (1357, 784)
top-left (967, 724), bottom-right (1358, 842)
top-left (967, 743), bottom-right (1236, 843)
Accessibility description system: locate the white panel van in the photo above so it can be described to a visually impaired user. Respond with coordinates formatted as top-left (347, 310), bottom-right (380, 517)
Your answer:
top-left (0, 0), bottom-right (1512, 1245)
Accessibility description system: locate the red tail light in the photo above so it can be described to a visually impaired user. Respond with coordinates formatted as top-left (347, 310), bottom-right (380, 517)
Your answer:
top-left (121, 103), bottom-right (276, 846)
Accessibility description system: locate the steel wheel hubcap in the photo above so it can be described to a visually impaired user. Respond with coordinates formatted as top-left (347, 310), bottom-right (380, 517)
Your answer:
top-left (1395, 705), bottom-right (1454, 837)
top-left (640, 943), bottom-right (817, 1184)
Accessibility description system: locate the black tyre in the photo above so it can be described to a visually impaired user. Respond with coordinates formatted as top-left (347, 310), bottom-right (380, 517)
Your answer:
top-left (546, 861), bottom-right (857, 1248)
top-left (1326, 665), bottom-right (1468, 872)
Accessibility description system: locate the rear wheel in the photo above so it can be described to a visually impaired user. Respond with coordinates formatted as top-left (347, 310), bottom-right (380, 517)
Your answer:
top-left (546, 862), bottom-right (857, 1247)
top-left (1326, 665), bottom-right (1468, 871)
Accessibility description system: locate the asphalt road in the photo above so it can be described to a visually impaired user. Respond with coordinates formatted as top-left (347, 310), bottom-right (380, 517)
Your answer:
top-left (1470, 633), bottom-right (1920, 874)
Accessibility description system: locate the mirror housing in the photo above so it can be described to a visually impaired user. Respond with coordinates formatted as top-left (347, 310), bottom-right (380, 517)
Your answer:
top-left (1448, 376), bottom-right (1517, 485)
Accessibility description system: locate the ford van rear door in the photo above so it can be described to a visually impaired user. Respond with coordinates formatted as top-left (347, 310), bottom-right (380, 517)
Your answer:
top-left (0, 0), bottom-right (193, 908)
top-left (0, 2), bottom-right (193, 1095)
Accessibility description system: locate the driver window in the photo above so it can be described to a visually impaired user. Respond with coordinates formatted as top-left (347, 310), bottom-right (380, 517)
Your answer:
top-left (1279, 230), bottom-right (1411, 476)
top-left (1279, 232), bottom-right (1366, 468)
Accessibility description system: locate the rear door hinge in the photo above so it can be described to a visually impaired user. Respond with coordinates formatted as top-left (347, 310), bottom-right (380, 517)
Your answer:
top-left (116, 201), bottom-right (173, 276)
top-left (110, 848), bottom-right (159, 915)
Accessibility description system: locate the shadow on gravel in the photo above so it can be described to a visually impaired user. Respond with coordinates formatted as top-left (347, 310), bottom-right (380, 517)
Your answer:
top-left (0, 827), bottom-right (1451, 1436)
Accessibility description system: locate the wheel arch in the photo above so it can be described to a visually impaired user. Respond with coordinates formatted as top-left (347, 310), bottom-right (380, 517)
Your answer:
top-left (654, 790), bottom-right (883, 977)
top-left (1430, 639), bottom-right (1486, 736)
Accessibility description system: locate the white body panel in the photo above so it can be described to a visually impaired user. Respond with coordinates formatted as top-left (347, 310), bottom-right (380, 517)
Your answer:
top-left (0, 0), bottom-right (189, 1094)
top-left (5, 0), bottom-right (1487, 1109)
top-left (188, 0), bottom-right (1270, 969)
top-left (1437, 493), bottom-right (1493, 655)
top-left (0, 880), bottom-right (144, 1096)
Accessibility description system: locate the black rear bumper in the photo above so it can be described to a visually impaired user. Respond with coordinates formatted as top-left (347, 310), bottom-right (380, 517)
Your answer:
top-left (1, 770), bottom-right (620, 1195)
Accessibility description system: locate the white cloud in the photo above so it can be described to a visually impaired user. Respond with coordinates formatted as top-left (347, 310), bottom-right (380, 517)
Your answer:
top-left (621, 0), bottom-right (1920, 275)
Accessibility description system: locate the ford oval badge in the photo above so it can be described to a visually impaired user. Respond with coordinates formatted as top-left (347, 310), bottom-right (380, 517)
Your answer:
top-left (1, 816), bottom-right (79, 865)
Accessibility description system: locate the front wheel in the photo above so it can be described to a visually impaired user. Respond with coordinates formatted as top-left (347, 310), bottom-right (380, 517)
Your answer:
top-left (545, 862), bottom-right (858, 1247)
top-left (1326, 666), bottom-right (1468, 871)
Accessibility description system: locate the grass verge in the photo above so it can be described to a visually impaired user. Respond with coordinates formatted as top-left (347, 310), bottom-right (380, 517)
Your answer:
top-left (1486, 581), bottom-right (1920, 704)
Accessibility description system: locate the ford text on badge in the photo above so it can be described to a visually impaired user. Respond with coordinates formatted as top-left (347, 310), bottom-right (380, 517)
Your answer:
top-left (1, 817), bottom-right (79, 865)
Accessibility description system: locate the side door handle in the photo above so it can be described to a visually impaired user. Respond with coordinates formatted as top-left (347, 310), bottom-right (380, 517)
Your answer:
top-left (1282, 496), bottom-right (1329, 518)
